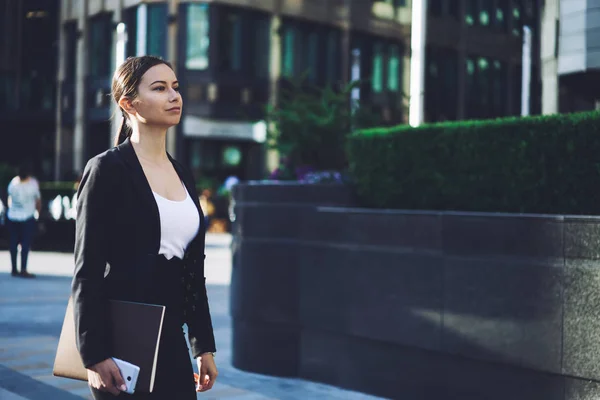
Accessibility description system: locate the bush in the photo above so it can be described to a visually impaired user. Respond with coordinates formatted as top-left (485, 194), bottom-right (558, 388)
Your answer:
top-left (266, 77), bottom-right (382, 180)
top-left (347, 111), bottom-right (600, 214)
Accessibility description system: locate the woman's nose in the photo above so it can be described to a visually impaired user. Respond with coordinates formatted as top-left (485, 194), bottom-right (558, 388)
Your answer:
top-left (169, 88), bottom-right (180, 101)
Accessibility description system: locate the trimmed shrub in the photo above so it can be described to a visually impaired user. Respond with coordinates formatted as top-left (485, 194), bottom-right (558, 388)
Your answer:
top-left (347, 111), bottom-right (600, 214)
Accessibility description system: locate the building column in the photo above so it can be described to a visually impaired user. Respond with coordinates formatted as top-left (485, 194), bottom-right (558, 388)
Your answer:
top-left (73, 0), bottom-right (88, 175)
top-left (408, 0), bottom-right (427, 127)
top-left (110, 1), bottom-right (125, 148)
top-left (541, 0), bottom-right (559, 114)
top-left (166, 0), bottom-right (179, 157)
top-left (266, 2), bottom-right (282, 174)
top-left (54, 0), bottom-right (66, 181)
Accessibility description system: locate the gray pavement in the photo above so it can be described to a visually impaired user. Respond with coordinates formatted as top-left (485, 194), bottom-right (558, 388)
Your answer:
top-left (0, 234), bottom-right (386, 400)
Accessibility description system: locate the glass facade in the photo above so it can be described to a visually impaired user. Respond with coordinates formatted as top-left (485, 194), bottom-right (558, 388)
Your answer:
top-left (465, 54), bottom-right (509, 119)
top-left (425, 46), bottom-right (458, 122)
top-left (218, 9), bottom-right (243, 72)
top-left (463, 0), bottom-right (529, 35)
top-left (372, 42), bottom-right (384, 93)
top-left (89, 13), bottom-right (113, 78)
top-left (147, 4), bottom-right (168, 57)
top-left (429, 0), bottom-right (459, 18)
top-left (0, 0), bottom-right (58, 112)
top-left (123, 4), bottom-right (168, 58)
top-left (186, 3), bottom-right (210, 70)
top-left (281, 18), bottom-right (342, 86)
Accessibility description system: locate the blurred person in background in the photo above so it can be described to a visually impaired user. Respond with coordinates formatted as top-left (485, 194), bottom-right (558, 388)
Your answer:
top-left (6, 162), bottom-right (41, 278)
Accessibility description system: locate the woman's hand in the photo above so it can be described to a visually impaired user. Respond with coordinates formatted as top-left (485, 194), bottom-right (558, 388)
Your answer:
top-left (87, 358), bottom-right (127, 396)
top-left (195, 353), bottom-right (218, 392)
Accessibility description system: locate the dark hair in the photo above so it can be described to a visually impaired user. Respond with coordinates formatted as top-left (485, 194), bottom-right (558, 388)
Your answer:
top-left (17, 162), bottom-right (32, 180)
top-left (112, 56), bottom-right (173, 146)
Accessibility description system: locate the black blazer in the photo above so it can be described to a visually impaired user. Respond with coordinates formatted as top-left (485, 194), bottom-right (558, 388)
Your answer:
top-left (71, 138), bottom-right (216, 369)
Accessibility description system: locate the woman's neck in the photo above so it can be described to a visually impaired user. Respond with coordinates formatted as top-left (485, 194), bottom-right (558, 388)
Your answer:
top-left (130, 125), bottom-right (169, 165)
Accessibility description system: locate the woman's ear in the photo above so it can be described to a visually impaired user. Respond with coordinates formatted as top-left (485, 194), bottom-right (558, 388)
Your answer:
top-left (118, 96), bottom-right (136, 116)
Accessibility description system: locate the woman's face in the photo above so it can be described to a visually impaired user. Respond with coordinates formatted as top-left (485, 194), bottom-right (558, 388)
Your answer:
top-left (130, 63), bottom-right (182, 127)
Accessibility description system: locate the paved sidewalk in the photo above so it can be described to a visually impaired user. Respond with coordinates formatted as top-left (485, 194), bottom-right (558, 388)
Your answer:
top-left (0, 234), bottom-right (386, 399)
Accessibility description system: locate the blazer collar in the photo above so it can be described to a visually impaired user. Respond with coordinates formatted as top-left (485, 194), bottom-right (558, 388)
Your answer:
top-left (116, 137), bottom-right (203, 256)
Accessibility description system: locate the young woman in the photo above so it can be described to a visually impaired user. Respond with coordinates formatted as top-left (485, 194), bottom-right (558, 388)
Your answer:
top-left (72, 56), bottom-right (218, 399)
top-left (6, 162), bottom-right (41, 278)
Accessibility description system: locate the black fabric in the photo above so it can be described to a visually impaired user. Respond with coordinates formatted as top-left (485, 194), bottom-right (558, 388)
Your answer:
top-left (91, 256), bottom-right (196, 399)
top-left (72, 137), bottom-right (216, 369)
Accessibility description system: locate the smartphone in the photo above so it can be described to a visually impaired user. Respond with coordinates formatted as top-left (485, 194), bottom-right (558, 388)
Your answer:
top-left (112, 357), bottom-right (140, 395)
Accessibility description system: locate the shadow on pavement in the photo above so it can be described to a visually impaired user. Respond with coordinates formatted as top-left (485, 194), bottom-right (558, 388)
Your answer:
top-left (0, 364), bottom-right (84, 400)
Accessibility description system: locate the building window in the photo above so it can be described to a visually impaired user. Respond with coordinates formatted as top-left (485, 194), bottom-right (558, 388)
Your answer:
top-left (429, 0), bottom-right (459, 18)
top-left (64, 22), bottom-right (78, 78)
top-left (466, 54), bottom-right (509, 119)
top-left (250, 14), bottom-right (270, 79)
top-left (465, 0), bottom-right (477, 25)
top-left (387, 44), bottom-right (400, 92)
top-left (89, 14), bottom-right (112, 78)
top-left (325, 30), bottom-right (340, 85)
top-left (425, 47), bottom-right (458, 122)
top-left (372, 42), bottom-right (384, 93)
top-left (129, 4), bottom-right (167, 58)
top-left (218, 9), bottom-right (243, 72)
top-left (493, 1), bottom-right (508, 31)
top-left (492, 60), bottom-right (506, 116)
top-left (282, 27), bottom-right (295, 78)
top-left (186, 4), bottom-right (210, 70)
top-left (147, 4), bottom-right (167, 57)
top-left (511, 0), bottom-right (522, 36)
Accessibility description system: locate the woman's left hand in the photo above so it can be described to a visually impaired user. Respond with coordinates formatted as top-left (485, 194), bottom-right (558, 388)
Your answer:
top-left (195, 353), bottom-right (218, 392)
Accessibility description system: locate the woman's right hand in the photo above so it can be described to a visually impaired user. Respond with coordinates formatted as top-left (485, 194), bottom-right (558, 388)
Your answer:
top-left (87, 358), bottom-right (127, 396)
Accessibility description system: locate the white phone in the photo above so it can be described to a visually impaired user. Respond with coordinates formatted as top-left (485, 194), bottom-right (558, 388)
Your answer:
top-left (112, 357), bottom-right (140, 395)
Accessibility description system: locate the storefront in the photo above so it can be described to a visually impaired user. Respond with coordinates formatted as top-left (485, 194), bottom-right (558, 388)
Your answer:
top-left (182, 115), bottom-right (267, 188)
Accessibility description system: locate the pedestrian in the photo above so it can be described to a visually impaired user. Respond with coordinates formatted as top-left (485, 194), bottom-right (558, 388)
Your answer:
top-left (6, 162), bottom-right (40, 278)
top-left (72, 55), bottom-right (218, 399)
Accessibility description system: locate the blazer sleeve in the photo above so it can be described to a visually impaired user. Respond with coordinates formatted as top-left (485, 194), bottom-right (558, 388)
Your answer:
top-left (186, 256), bottom-right (217, 358)
top-left (181, 172), bottom-right (216, 357)
top-left (72, 156), bottom-right (114, 368)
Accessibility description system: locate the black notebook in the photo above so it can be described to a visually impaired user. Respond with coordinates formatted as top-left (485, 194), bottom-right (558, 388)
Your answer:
top-left (53, 297), bottom-right (166, 393)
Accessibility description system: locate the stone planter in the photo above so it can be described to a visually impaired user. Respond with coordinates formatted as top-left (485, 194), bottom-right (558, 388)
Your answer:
top-left (231, 182), bottom-right (600, 399)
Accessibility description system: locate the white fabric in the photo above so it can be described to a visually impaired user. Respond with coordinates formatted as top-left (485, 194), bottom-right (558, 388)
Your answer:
top-left (7, 177), bottom-right (40, 221)
top-left (152, 185), bottom-right (200, 260)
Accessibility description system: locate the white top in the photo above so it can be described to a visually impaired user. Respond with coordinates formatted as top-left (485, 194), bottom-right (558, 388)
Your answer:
top-left (7, 177), bottom-right (40, 221)
top-left (152, 185), bottom-right (200, 260)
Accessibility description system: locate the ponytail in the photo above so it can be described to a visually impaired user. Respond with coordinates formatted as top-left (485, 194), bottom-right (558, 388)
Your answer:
top-left (114, 111), bottom-right (132, 147)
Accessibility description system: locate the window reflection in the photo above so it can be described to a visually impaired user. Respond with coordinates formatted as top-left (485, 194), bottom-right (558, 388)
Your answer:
top-left (89, 14), bottom-right (112, 77)
top-left (465, 54), bottom-right (509, 119)
top-left (218, 10), bottom-right (242, 71)
top-left (425, 47), bottom-right (458, 122)
top-left (281, 19), bottom-right (341, 86)
top-left (372, 42), bottom-right (384, 93)
top-left (388, 45), bottom-right (400, 92)
top-left (186, 4), bottom-right (210, 70)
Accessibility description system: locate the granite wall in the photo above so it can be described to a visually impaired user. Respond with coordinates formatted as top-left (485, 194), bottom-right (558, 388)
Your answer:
top-left (230, 182), bottom-right (600, 399)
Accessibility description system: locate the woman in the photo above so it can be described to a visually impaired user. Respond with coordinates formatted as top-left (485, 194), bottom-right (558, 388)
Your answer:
top-left (7, 162), bottom-right (41, 278)
top-left (72, 56), bottom-right (218, 399)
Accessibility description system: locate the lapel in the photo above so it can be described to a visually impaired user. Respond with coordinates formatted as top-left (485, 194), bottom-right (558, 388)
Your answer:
top-left (167, 152), bottom-right (205, 257)
top-left (116, 138), bottom-right (161, 254)
top-left (116, 138), bottom-right (204, 259)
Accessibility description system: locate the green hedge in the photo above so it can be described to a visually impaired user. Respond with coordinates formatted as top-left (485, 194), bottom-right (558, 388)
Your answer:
top-left (347, 111), bottom-right (600, 214)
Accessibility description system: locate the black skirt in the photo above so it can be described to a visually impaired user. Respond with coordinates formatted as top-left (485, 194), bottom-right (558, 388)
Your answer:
top-left (91, 255), bottom-right (196, 399)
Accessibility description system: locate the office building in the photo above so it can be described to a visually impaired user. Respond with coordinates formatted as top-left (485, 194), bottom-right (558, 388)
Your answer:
top-left (541, 0), bottom-right (600, 114)
top-left (55, 0), bottom-right (411, 183)
top-left (0, 0), bottom-right (59, 180)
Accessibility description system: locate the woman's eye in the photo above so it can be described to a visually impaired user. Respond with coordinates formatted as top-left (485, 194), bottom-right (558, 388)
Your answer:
top-left (154, 86), bottom-right (166, 91)
top-left (173, 87), bottom-right (180, 92)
